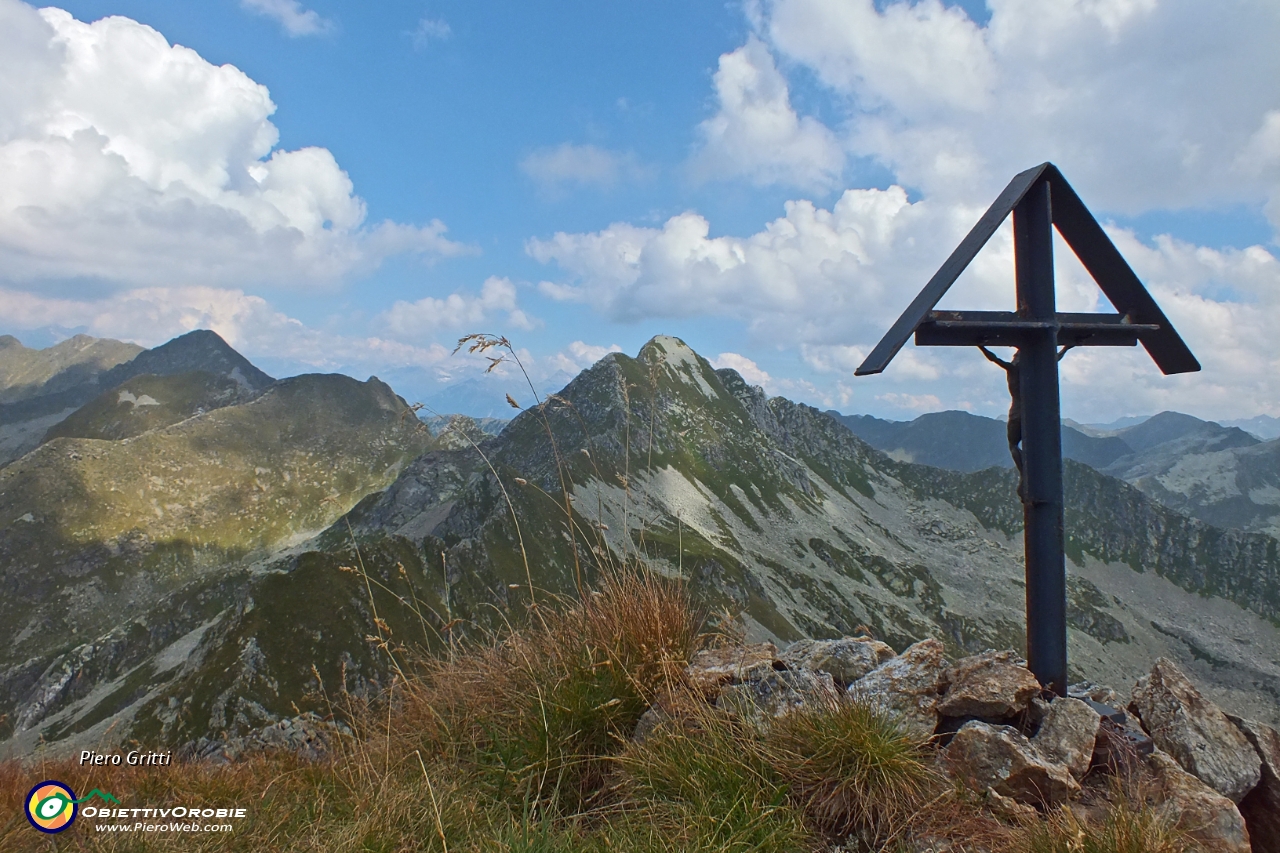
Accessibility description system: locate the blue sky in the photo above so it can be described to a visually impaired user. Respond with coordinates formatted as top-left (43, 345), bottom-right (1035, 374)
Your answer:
top-left (2, 0), bottom-right (1279, 422)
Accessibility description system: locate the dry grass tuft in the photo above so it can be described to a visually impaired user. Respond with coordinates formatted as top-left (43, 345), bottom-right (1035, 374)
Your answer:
top-left (764, 697), bottom-right (933, 840)
top-left (1018, 796), bottom-right (1197, 853)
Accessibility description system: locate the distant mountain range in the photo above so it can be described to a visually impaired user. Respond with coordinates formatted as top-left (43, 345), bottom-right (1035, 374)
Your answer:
top-left (421, 413), bottom-right (509, 439)
top-left (1223, 414), bottom-right (1280, 440)
top-left (831, 408), bottom-right (1280, 540)
top-left (830, 410), bottom-right (1133, 471)
top-left (2, 332), bottom-right (1279, 761)
top-left (422, 370), bottom-right (576, 420)
top-left (0, 330), bottom-right (274, 465)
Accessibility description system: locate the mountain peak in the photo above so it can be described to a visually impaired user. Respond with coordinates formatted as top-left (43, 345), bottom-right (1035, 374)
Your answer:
top-left (639, 335), bottom-right (722, 399)
top-left (1118, 411), bottom-right (1221, 454)
top-left (642, 334), bottom-right (695, 356)
top-left (99, 329), bottom-right (274, 392)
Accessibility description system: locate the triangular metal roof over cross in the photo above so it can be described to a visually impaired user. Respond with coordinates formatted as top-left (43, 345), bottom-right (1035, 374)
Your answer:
top-left (856, 162), bottom-right (1199, 377)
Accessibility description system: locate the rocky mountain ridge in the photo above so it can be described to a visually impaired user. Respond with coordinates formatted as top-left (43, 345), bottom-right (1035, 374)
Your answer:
top-left (5, 333), bottom-right (1280, 766)
top-left (0, 330), bottom-right (274, 465)
top-left (125, 334), bottom-right (1276, 750)
top-left (0, 334), bottom-right (144, 405)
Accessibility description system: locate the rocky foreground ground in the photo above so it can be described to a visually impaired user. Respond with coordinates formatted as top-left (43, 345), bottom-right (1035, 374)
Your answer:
top-left (668, 638), bottom-right (1279, 853)
top-left (193, 632), bottom-right (1280, 852)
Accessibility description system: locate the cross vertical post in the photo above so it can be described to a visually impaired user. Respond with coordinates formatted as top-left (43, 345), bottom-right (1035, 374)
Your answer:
top-left (1014, 179), bottom-right (1068, 694)
top-left (853, 163), bottom-right (1199, 697)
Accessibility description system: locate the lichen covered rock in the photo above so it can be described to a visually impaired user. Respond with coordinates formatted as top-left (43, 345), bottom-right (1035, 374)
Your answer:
top-left (716, 669), bottom-right (840, 727)
top-left (848, 638), bottom-right (948, 742)
top-left (1130, 658), bottom-right (1261, 802)
top-left (780, 636), bottom-right (894, 687)
top-left (945, 720), bottom-right (1080, 807)
top-left (685, 642), bottom-right (779, 699)
top-left (1145, 750), bottom-right (1252, 853)
top-left (937, 649), bottom-right (1040, 719)
top-left (1032, 697), bottom-right (1100, 780)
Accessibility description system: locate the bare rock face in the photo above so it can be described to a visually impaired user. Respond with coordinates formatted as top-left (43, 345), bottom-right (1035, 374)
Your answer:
top-left (848, 638), bottom-right (948, 742)
top-left (780, 636), bottom-right (895, 687)
top-left (937, 650), bottom-right (1041, 719)
top-left (1228, 715), bottom-right (1280, 853)
top-left (1130, 658), bottom-right (1261, 802)
top-left (945, 721), bottom-right (1080, 807)
top-left (716, 670), bottom-right (840, 727)
top-left (685, 642), bottom-right (779, 699)
top-left (1032, 697), bottom-right (1101, 780)
top-left (1145, 751), bottom-right (1252, 853)
top-left (179, 712), bottom-right (344, 764)
top-left (984, 787), bottom-right (1038, 822)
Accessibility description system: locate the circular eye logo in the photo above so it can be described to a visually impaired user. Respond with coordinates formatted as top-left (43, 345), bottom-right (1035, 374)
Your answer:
top-left (25, 780), bottom-right (77, 834)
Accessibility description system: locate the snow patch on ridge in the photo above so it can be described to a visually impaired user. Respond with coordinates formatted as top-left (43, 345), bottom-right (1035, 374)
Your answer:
top-left (117, 390), bottom-right (160, 407)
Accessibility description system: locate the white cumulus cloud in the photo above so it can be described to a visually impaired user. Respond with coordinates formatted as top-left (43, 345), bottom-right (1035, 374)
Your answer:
top-left (876, 392), bottom-right (945, 412)
top-left (0, 1), bottom-right (469, 293)
top-left (380, 277), bottom-right (536, 339)
top-left (691, 36), bottom-right (844, 192)
top-left (760, 0), bottom-right (1280, 217)
top-left (710, 352), bottom-right (773, 388)
top-left (544, 340), bottom-right (624, 375)
top-left (528, 185), bottom-right (977, 336)
top-left (240, 0), bottom-right (334, 37)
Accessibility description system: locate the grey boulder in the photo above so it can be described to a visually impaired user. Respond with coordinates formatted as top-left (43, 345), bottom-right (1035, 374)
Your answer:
top-left (1130, 658), bottom-right (1261, 803)
top-left (685, 642), bottom-right (779, 699)
top-left (1032, 697), bottom-right (1101, 780)
top-left (945, 720), bottom-right (1080, 807)
top-left (937, 649), bottom-right (1041, 719)
top-left (848, 638), bottom-right (948, 742)
top-left (780, 636), bottom-right (895, 686)
top-left (716, 669), bottom-right (840, 728)
top-left (1145, 750), bottom-right (1252, 853)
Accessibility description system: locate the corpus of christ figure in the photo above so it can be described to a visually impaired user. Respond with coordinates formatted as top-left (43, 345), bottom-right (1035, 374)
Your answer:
top-left (977, 344), bottom-right (1073, 504)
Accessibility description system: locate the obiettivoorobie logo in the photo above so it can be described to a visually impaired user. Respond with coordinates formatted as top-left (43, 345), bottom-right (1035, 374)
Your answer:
top-left (25, 781), bottom-right (118, 834)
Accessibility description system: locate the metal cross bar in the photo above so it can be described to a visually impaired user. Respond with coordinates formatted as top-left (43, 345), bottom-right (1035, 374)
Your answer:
top-left (854, 164), bottom-right (1199, 697)
top-left (914, 311), bottom-right (1161, 347)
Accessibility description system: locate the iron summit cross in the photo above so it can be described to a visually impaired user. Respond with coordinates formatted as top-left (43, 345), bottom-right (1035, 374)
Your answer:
top-left (854, 163), bottom-right (1200, 695)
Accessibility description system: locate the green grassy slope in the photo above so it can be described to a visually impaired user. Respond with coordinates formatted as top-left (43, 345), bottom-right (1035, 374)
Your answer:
top-left (42, 370), bottom-right (262, 442)
top-left (0, 373), bottom-right (434, 743)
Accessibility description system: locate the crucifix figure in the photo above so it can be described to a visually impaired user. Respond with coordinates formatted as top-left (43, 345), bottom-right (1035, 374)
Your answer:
top-left (979, 344), bottom-right (1074, 503)
top-left (854, 163), bottom-right (1198, 695)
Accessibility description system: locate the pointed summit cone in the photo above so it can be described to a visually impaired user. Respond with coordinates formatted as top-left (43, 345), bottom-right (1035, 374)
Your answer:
top-left (98, 329), bottom-right (274, 392)
top-left (637, 334), bottom-right (726, 401)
